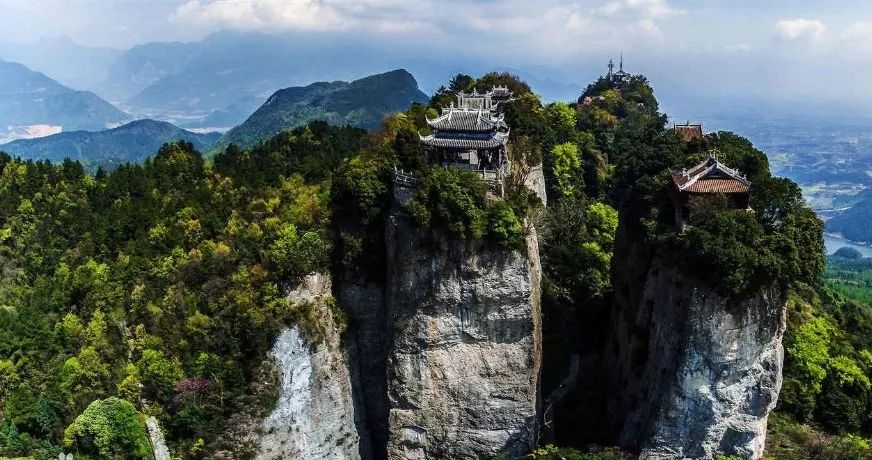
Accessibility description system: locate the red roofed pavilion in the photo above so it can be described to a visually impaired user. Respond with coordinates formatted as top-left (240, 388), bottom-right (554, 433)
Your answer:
top-left (670, 154), bottom-right (751, 228)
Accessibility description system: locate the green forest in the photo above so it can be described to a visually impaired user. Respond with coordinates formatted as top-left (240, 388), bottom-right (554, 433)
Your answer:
top-left (0, 69), bottom-right (864, 460)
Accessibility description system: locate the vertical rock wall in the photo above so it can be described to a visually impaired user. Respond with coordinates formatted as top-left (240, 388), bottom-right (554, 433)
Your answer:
top-left (340, 278), bottom-right (389, 460)
top-left (254, 274), bottom-right (363, 460)
top-left (607, 249), bottom-right (787, 459)
top-left (382, 185), bottom-right (543, 459)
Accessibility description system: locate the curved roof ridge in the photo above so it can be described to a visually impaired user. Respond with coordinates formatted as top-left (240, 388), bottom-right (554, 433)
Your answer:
top-left (673, 154), bottom-right (751, 192)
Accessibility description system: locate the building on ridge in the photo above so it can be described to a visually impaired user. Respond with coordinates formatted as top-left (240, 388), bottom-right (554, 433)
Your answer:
top-left (669, 154), bottom-right (751, 228)
top-left (607, 54), bottom-right (632, 86)
top-left (674, 122), bottom-right (704, 142)
top-left (419, 86), bottom-right (514, 188)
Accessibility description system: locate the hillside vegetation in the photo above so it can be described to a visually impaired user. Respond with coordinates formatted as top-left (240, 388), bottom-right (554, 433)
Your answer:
top-left (0, 119), bottom-right (219, 167)
top-left (0, 69), bottom-right (854, 460)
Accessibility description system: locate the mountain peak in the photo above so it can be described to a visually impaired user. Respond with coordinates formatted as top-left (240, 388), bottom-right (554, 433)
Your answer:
top-left (213, 69), bottom-right (428, 152)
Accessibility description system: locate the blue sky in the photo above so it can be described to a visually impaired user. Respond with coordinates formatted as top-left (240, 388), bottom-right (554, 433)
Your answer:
top-left (2, 0), bottom-right (872, 106)
top-left (1, 0), bottom-right (866, 54)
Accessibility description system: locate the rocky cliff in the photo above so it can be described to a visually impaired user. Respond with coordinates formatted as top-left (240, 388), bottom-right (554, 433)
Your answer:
top-left (380, 185), bottom-right (543, 459)
top-left (607, 223), bottom-right (787, 459)
top-left (254, 177), bottom-right (543, 459)
top-left (254, 274), bottom-right (363, 460)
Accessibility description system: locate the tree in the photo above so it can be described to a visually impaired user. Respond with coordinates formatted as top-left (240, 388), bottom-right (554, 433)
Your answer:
top-left (137, 349), bottom-right (183, 401)
top-left (60, 346), bottom-right (111, 410)
top-left (549, 143), bottom-right (582, 197)
top-left (448, 73), bottom-right (474, 92)
top-left (64, 397), bottom-right (152, 460)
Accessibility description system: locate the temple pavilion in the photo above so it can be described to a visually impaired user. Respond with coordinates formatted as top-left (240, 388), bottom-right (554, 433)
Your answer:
top-left (607, 54), bottom-right (631, 87)
top-left (419, 86), bottom-right (514, 180)
top-left (669, 154), bottom-right (751, 228)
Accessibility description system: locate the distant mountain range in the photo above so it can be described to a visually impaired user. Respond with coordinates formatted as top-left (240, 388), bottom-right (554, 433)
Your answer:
top-left (0, 60), bottom-right (128, 142)
top-left (0, 37), bottom-right (122, 91)
top-left (0, 119), bottom-right (219, 165)
top-left (213, 69), bottom-right (428, 152)
top-left (0, 66), bottom-right (426, 165)
top-left (0, 31), bottom-right (590, 132)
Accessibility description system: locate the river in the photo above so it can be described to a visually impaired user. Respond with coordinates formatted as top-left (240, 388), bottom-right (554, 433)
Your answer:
top-left (824, 234), bottom-right (872, 257)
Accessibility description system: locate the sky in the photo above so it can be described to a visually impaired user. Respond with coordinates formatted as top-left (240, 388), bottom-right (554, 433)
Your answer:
top-left (3, 0), bottom-right (872, 108)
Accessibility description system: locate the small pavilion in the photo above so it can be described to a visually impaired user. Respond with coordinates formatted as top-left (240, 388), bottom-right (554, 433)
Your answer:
top-left (669, 154), bottom-right (751, 228)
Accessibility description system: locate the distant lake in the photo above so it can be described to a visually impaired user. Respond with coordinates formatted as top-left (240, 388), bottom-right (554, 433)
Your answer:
top-left (825, 234), bottom-right (872, 257)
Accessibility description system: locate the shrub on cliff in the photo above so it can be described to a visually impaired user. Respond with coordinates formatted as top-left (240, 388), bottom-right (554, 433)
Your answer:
top-left (409, 167), bottom-right (488, 240)
top-left (525, 444), bottom-right (623, 460)
top-left (486, 201), bottom-right (525, 250)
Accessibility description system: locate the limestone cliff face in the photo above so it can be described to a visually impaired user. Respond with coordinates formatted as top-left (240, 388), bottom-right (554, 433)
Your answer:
top-left (607, 233), bottom-right (787, 459)
top-left (382, 187), bottom-right (543, 459)
top-left (254, 274), bottom-right (363, 460)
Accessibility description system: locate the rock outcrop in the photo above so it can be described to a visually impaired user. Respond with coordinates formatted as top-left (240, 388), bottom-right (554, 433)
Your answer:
top-left (381, 184), bottom-right (543, 459)
top-left (146, 416), bottom-right (171, 460)
top-left (254, 274), bottom-right (363, 460)
top-left (607, 247), bottom-right (787, 459)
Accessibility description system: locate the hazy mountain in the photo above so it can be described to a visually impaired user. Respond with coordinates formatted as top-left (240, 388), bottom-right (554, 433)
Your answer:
top-left (214, 69), bottom-right (428, 152)
top-left (0, 37), bottom-right (122, 92)
top-left (108, 30), bottom-right (582, 126)
top-left (0, 119), bottom-right (219, 164)
top-left (102, 40), bottom-right (198, 102)
top-left (125, 31), bottom-right (377, 114)
top-left (0, 60), bottom-right (128, 142)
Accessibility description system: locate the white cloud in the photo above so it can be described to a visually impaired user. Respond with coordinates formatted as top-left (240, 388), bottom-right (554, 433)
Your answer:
top-left (597, 0), bottom-right (683, 19)
top-left (628, 18), bottom-right (663, 41)
top-left (774, 18), bottom-right (826, 41)
top-left (170, 0), bottom-right (348, 31)
top-left (164, 0), bottom-right (683, 63)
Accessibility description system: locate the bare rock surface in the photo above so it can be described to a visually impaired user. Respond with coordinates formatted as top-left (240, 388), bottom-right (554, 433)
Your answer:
top-left (609, 255), bottom-right (786, 460)
top-left (146, 416), bottom-right (171, 460)
top-left (255, 274), bottom-right (362, 460)
top-left (383, 188), bottom-right (543, 459)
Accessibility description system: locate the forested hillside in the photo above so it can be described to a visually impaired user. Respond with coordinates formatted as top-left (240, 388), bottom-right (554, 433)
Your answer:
top-left (213, 69), bottom-right (428, 152)
top-left (0, 122), bottom-right (366, 458)
top-left (0, 119), bottom-right (220, 166)
top-left (827, 191), bottom-right (872, 243)
top-left (0, 69), bottom-right (860, 459)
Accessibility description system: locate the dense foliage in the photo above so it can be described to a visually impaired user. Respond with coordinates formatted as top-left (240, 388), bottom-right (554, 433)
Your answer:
top-left (0, 67), bottom-right (847, 459)
top-left (0, 123), bottom-right (365, 458)
top-left (63, 397), bottom-right (152, 459)
top-left (775, 256), bottom-right (872, 452)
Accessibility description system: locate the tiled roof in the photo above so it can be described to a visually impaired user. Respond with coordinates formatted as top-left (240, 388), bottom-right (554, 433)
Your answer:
top-left (419, 131), bottom-right (509, 149)
top-left (427, 109), bottom-right (507, 132)
top-left (680, 178), bottom-right (750, 194)
top-left (672, 155), bottom-right (750, 194)
top-left (674, 124), bottom-right (704, 142)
